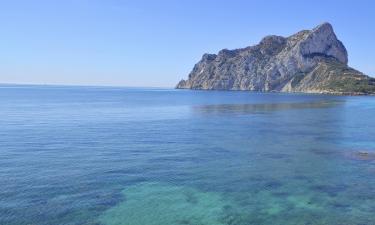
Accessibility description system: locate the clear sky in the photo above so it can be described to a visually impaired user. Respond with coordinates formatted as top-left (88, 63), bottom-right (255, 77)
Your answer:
top-left (1, 0), bottom-right (374, 87)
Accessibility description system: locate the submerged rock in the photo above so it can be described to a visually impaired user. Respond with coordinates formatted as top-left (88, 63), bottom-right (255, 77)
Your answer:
top-left (347, 151), bottom-right (375, 161)
top-left (176, 23), bottom-right (375, 95)
top-left (98, 183), bottom-right (233, 225)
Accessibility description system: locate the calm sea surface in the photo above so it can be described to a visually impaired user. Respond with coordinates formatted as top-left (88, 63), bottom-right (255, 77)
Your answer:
top-left (1, 85), bottom-right (375, 225)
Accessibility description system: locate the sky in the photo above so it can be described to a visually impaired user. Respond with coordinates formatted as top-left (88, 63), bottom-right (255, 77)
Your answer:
top-left (0, 0), bottom-right (374, 87)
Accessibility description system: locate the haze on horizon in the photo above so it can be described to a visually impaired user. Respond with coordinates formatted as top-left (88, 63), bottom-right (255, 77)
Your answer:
top-left (1, 0), bottom-right (374, 88)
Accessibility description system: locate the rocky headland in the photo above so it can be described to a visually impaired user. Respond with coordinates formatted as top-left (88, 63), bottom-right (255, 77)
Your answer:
top-left (176, 23), bottom-right (375, 95)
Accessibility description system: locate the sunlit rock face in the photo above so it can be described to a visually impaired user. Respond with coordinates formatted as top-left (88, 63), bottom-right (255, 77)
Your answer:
top-left (176, 23), bottom-right (375, 94)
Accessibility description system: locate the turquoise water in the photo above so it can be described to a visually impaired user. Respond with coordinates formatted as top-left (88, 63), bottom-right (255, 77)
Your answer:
top-left (1, 85), bottom-right (375, 225)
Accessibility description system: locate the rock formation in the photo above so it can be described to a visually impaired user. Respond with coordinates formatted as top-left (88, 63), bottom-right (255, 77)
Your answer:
top-left (176, 23), bottom-right (375, 95)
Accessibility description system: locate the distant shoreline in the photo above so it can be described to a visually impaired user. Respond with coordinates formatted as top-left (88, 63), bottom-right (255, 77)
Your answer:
top-left (1, 83), bottom-right (374, 96)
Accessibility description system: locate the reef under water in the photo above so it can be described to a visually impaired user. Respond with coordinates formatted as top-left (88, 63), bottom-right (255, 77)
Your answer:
top-left (99, 180), bottom-right (375, 225)
top-left (99, 183), bottom-right (232, 225)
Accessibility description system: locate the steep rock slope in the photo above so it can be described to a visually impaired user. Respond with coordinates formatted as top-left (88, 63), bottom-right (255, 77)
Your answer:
top-left (176, 23), bottom-right (375, 94)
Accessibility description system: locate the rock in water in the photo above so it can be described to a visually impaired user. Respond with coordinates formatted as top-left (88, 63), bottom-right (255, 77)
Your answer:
top-left (176, 23), bottom-right (375, 95)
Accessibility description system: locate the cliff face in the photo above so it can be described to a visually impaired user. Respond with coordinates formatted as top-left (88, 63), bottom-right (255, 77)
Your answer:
top-left (176, 23), bottom-right (375, 94)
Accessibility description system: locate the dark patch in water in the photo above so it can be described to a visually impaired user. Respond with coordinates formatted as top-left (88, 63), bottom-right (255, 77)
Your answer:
top-left (271, 191), bottom-right (289, 198)
top-left (261, 153), bottom-right (290, 159)
top-left (194, 101), bottom-right (343, 115)
top-left (263, 180), bottom-right (283, 190)
top-left (330, 201), bottom-right (351, 210)
top-left (346, 151), bottom-right (375, 161)
top-left (310, 148), bottom-right (338, 156)
top-left (354, 192), bottom-right (375, 201)
top-left (185, 191), bottom-right (198, 204)
top-left (97, 192), bottom-right (123, 208)
top-left (293, 175), bottom-right (313, 183)
top-left (177, 219), bottom-right (196, 225)
top-left (314, 136), bottom-right (339, 143)
top-left (310, 184), bottom-right (347, 197)
top-left (220, 211), bottom-right (252, 225)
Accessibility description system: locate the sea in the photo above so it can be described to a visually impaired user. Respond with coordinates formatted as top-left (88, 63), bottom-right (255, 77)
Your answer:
top-left (1, 85), bottom-right (375, 225)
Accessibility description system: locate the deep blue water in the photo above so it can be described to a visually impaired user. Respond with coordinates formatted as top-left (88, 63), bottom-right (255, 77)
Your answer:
top-left (1, 85), bottom-right (375, 225)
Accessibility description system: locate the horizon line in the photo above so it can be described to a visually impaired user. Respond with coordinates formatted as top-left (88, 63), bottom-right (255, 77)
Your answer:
top-left (0, 82), bottom-right (175, 89)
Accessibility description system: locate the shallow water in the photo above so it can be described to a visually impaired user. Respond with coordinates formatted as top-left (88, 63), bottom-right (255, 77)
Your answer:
top-left (0, 85), bottom-right (375, 225)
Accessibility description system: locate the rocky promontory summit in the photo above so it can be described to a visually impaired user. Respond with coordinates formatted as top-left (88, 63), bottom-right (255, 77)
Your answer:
top-left (176, 23), bottom-right (375, 95)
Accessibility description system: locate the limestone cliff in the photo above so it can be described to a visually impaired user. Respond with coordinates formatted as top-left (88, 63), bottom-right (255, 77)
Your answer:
top-left (176, 23), bottom-right (375, 95)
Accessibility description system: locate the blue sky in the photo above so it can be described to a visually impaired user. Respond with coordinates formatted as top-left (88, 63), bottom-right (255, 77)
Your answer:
top-left (0, 0), bottom-right (374, 87)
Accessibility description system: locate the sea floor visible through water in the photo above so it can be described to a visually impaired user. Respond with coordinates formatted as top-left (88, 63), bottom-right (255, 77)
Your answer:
top-left (0, 85), bottom-right (375, 225)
